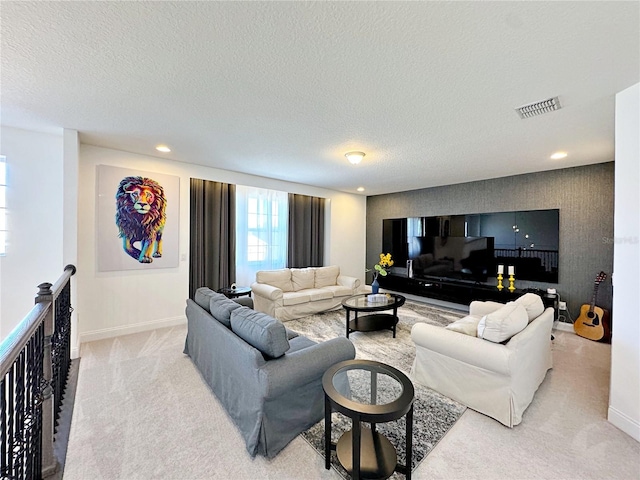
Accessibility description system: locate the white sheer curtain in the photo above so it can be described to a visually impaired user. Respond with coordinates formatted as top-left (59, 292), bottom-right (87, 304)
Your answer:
top-left (235, 185), bottom-right (288, 287)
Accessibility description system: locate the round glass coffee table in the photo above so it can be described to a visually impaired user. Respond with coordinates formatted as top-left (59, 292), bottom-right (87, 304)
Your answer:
top-left (323, 359), bottom-right (415, 480)
top-left (342, 293), bottom-right (406, 338)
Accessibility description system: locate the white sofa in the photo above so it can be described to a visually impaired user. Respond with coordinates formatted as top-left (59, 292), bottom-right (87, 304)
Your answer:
top-left (410, 294), bottom-right (554, 427)
top-left (251, 266), bottom-right (361, 322)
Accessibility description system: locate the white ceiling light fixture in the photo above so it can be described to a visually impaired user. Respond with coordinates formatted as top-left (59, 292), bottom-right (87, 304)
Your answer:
top-left (156, 144), bottom-right (171, 153)
top-left (550, 151), bottom-right (568, 160)
top-left (345, 151), bottom-right (365, 165)
top-left (357, 187), bottom-right (365, 192)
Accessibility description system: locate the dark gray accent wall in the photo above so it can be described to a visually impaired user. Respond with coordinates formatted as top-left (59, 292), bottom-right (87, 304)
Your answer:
top-left (366, 163), bottom-right (614, 318)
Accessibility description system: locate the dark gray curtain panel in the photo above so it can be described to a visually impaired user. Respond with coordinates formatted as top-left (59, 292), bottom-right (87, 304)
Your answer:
top-left (189, 178), bottom-right (236, 299)
top-left (287, 193), bottom-right (325, 268)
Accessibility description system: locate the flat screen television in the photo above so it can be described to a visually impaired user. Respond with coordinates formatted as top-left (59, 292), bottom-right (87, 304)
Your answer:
top-left (408, 235), bottom-right (494, 282)
top-left (382, 219), bottom-right (495, 281)
top-left (382, 209), bottom-right (559, 283)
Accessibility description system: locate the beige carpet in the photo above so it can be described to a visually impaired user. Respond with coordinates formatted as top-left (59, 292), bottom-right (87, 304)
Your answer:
top-left (64, 310), bottom-right (640, 479)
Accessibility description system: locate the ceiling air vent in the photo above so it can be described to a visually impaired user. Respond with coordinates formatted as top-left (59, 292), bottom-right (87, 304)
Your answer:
top-left (515, 96), bottom-right (561, 119)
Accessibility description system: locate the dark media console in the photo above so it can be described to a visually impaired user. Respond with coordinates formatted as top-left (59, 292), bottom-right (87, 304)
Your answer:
top-left (378, 274), bottom-right (522, 305)
top-left (378, 274), bottom-right (559, 320)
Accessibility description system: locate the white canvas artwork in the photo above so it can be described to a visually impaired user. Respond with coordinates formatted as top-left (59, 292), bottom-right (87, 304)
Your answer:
top-left (97, 165), bottom-right (180, 271)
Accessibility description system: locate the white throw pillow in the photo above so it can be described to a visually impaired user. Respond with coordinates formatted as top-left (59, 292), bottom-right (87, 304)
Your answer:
top-left (445, 315), bottom-right (482, 337)
top-left (477, 302), bottom-right (528, 343)
top-left (314, 265), bottom-right (340, 288)
top-left (514, 293), bottom-right (545, 323)
top-left (255, 269), bottom-right (293, 292)
top-left (290, 268), bottom-right (315, 291)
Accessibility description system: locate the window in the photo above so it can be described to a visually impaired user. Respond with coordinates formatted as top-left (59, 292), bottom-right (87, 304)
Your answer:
top-left (0, 156), bottom-right (6, 255)
top-left (236, 185), bottom-right (288, 286)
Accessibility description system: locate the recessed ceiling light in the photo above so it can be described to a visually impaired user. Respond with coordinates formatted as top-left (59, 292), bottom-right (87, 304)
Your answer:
top-left (357, 187), bottom-right (365, 192)
top-left (156, 144), bottom-right (171, 153)
top-left (345, 151), bottom-right (365, 165)
top-left (550, 151), bottom-right (567, 160)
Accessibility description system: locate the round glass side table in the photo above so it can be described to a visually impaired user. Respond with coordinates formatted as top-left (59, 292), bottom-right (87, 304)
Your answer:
top-left (323, 359), bottom-right (415, 480)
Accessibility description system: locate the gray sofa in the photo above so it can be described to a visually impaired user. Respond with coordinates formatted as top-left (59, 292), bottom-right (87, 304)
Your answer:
top-left (184, 287), bottom-right (356, 458)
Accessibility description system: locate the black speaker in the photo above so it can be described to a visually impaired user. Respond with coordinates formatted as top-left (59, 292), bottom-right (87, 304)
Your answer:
top-left (542, 293), bottom-right (559, 321)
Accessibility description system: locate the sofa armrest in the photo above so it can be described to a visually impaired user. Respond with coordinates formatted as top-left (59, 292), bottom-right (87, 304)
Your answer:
top-left (505, 307), bottom-right (554, 372)
top-left (251, 282), bottom-right (283, 301)
top-left (469, 300), bottom-right (505, 316)
top-left (262, 337), bottom-right (356, 398)
top-left (411, 322), bottom-right (512, 375)
top-left (337, 275), bottom-right (361, 291)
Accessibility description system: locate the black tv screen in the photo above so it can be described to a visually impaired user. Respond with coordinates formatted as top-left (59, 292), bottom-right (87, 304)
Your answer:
top-left (409, 236), bottom-right (494, 282)
top-left (382, 209), bottom-right (559, 284)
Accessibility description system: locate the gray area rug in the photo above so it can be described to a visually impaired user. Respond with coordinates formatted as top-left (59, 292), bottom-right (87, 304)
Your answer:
top-left (288, 300), bottom-right (467, 479)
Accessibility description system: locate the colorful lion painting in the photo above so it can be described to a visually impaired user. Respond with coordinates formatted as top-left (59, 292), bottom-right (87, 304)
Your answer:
top-left (115, 176), bottom-right (166, 263)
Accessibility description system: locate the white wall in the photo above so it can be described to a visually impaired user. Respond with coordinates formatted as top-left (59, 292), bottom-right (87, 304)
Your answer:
top-left (0, 126), bottom-right (65, 340)
top-left (609, 83), bottom-right (640, 441)
top-left (77, 144), bottom-right (366, 344)
top-left (63, 129), bottom-right (80, 355)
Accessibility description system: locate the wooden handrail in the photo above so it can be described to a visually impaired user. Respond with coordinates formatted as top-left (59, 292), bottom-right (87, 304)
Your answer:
top-left (0, 302), bottom-right (50, 379)
top-left (49, 264), bottom-right (76, 299)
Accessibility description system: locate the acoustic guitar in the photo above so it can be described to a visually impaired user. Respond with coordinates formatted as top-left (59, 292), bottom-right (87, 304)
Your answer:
top-left (574, 271), bottom-right (611, 342)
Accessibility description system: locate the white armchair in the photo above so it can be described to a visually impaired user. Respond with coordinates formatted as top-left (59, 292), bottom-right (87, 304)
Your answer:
top-left (410, 296), bottom-right (554, 427)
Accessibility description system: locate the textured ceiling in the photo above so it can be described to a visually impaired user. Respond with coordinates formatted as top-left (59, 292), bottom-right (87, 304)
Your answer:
top-left (1, 1), bottom-right (638, 195)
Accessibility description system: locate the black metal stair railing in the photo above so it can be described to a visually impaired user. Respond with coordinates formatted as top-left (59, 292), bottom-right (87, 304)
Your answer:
top-left (1, 265), bottom-right (76, 480)
top-left (51, 282), bottom-right (73, 432)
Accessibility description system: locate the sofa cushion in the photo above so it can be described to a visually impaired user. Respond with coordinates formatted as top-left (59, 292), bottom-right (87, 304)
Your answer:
top-left (306, 288), bottom-right (334, 302)
top-left (514, 293), bottom-right (545, 323)
top-left (194, 287), bottom-right (226, 312)
top-left (230, 308), bottom-right (290, 358)
top-left (287, 335), bottom-right (316, 353)
top-left (256, 269), bottom-right (293, 292)
top-left (314, 265), bottom-right (340, 288)
top-left (285, 328), bottom-right (300, 340)
top-left (445, 315), bottom-right (482, 337)
top-left (322, 285), bottom-right (353, 297)
top-left (209, 296), bottom-right (243, 328)
top-left (477, 302), bottom-right (528, 343)
top-left (291, 268), bottom-right (315, 291)
top-left (282, 291), bottom-right (311, 306)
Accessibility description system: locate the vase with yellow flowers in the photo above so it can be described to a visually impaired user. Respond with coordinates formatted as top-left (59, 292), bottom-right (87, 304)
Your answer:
top-left (368, 253), bottom-right (394, 294)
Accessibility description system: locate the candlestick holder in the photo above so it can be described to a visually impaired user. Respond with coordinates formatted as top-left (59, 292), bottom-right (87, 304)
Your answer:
top-left (497, 273), bottom-right (504, 291)
top-left (508, 274), bottom-right (516, 292)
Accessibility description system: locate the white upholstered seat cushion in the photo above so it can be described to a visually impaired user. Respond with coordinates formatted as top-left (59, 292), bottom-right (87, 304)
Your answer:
top-left (322, 285), bottom-right (353, 297)
top-left (282, 291), bottom-right (311, 306)
top-left (305, 288), bottom-right (334, 302)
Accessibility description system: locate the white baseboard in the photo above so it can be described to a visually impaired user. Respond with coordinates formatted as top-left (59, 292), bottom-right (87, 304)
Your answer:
top-left (554, 321), bottom-right (575, 333)
top-left (608, 405), bottom-right (640, 442)
top-left (79, 315), bottom-right (187, 345)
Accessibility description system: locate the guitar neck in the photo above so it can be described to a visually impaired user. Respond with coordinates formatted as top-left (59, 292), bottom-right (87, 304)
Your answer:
top-left (589, 284), bottom-right (600, 312)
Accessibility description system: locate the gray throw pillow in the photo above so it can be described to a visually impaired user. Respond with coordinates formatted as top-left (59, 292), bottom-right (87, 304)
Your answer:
top-left (209, 296), bottom-right (243, 328)
top-left (230, 308), bottom-right (290, 358)
top-left (194, 287), bottom-right (227, 312)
